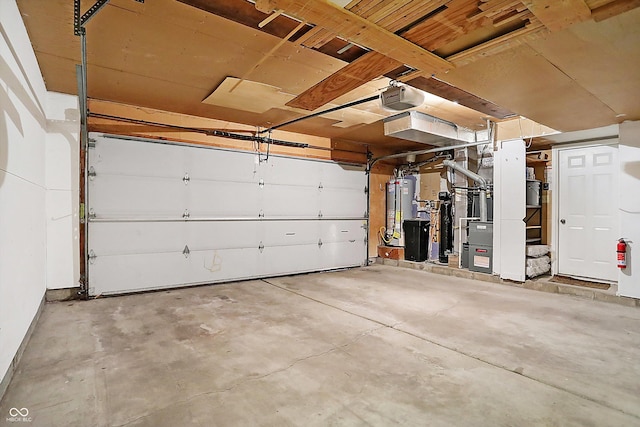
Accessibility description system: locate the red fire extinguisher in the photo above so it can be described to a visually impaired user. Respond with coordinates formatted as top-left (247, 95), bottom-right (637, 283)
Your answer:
top-left (617, 238), bottom-right (627, 269)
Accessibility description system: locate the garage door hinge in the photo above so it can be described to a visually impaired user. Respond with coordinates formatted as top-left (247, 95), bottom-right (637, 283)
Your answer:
top-left (182, 245), bottom-right (190, 258)
top-left (258, 210), bottom-right (264, 218)
top-left (88, 250), bottom-right (96, 264)
top-left (88, 166), bottom-right (96, 180)
top-left (258, 241), bottom-right (264, 253)
top-left (88, 138), bottom-right (96, 148)
top-left (88, 208), bottom-right (96, 220)
top-left (259, 179), bottom-right (264, 188)
top-left (318, 182), bottom-right (323, 190)
top-left (318, 238), bottom-right (323, 248)
top-left (364, 186), bottom-right (368, 194)
top-left (318, 210), bottom-right (323, 219)
top-left (183, 209), bottom-right (190, 220)
top-left (183, 173), bottom-right (190, 185)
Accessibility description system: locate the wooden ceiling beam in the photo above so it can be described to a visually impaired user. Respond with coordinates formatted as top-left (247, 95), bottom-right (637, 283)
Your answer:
top-left (406, 76), bottom-right (517, 119)
top-left (254, 0), bottom-right (454, 76)
top-left (522, 0), bottom-right (592, 32)
top-left (286, 51), bottom-right (403, 110)
top-left (446, 20), bottom-right (547, 66)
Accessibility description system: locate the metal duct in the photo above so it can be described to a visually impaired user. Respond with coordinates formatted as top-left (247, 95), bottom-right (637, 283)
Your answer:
top-left (383, 111), bottom-right (484, 146)
top-left (442, 159), bottom-right (488, 222)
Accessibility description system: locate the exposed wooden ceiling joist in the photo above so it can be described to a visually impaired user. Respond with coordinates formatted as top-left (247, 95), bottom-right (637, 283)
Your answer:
top-left (405, 76), bottom-right (516, 119)
top-left (254, 0), bottom-right (454, 76)
top-left (286, 51), bottom-right (402, 110)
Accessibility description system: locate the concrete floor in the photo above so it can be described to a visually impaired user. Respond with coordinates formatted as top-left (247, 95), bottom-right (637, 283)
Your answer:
top-left (2, 265), bottom-right (640, 427)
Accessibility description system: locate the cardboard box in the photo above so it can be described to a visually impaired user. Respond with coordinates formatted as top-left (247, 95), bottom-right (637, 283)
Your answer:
top-left (447, 254), bottom-right (459, 269)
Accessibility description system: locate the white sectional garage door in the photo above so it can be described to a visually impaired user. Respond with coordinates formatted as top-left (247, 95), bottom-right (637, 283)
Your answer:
top-left (87, 133), bottom-right (367, 296)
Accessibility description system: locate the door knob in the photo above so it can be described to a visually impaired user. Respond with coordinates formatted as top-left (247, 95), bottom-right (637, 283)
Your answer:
top-left (560, 219), bottom-right (566, 224)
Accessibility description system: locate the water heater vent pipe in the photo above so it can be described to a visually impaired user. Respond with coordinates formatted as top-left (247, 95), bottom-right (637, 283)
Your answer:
top-left (442, 159), bottom-right (488, 222)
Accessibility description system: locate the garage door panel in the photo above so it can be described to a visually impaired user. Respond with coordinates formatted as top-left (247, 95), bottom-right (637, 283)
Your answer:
top-left (91, 137), bottom-right (186, 177)
top-left (90, 175), bottom-right (186, 218)
top-left (262, 184), bottom-right (320, 217)
top-left (319, 189), bottom-right (367, 217)
top-left (89, 252), bottom-right (191, 296)
top-left (320, 220), bottom-right (366, 243)
top-left (186, 181), bottom-right (261, 217)
top-left (320, 163), bottom-right (366, 189)
top-left (263, 220), bottom-right (319, 246)
top-left (188, 248), bottom-right (261, 283)
top-left (187, 148), bottom-right (260, 182)
top-left (89, 249), bottom-right (261, 296)
top-left (89, 222), bottom-right (186, 255)
top-left (186, 221), bottom-right (261, 250)
top-left (260, 245), bottom-right (322, 276)
top-left (320, 241), bottom-right (367, 269)
top-left (87, 133), bottom-right (366, 295)
top-left (264, 156), bottom-right (322, 185)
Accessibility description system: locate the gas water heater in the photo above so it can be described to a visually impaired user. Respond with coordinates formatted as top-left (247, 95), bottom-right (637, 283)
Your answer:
top-left (385, 175), bottom-right (416, 246)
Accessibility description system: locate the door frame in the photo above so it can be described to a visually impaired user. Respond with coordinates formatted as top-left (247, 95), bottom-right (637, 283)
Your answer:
top-left (551, 139), bottom-right (619, 278)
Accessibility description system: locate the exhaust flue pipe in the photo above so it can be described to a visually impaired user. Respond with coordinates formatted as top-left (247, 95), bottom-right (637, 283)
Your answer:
top-left (442, 159), bottom-right (488, 222)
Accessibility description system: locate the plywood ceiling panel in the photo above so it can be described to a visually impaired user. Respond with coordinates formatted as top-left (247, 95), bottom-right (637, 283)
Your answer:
top-left (525, 8), bottom-right (640, 121)
top-left (441, 44), bottom-right (619, 131)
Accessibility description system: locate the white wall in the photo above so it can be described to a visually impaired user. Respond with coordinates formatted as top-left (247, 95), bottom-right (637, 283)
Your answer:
top-left (0, 0), bottom-right (79, 394)
top-left (0, 0), bottom-right (49, 387)
top-left (618, 121), bottom-right (640, 298)
top-left (46, 92), bottom-right (80, 290)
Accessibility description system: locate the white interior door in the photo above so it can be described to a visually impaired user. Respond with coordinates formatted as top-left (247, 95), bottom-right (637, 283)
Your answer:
top-left (495, 139), bottom-right (526, 282)
top-left (558, 144), bottom-right (618, 282)
top-left (87, 134), bottom-right (367, 296)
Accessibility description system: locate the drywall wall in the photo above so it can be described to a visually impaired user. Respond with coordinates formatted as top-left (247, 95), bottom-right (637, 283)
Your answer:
top-left (618, 121), bottom-right (640, 298)
top-left (45, 92), bottom-right (80, 290)
top-left (0, 0), bottom-right (48, 395)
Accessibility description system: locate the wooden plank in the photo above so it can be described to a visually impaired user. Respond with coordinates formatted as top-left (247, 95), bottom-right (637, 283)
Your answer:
top-left (493, 9), bottom-right (533, 26)
top-left (255, 0), bottom-right (453, 76)
top-left (406, 76), bottom-right (517, 118)
top-left (258, 9), bottom-right (283, 27)
top-left (522, 0), bottom-right (592, 31)
top-left (446, 20), bottom-right (547, 66)
top-left (592, 0), bottom-right (640, 21)
top-left (286, 51), bottom-right (403, 110)
top-left (295, 26), bottom-right (336, 48)
top-left (376, 0), bottom-right (452, 33)
top-left (469, 0), bottom-right (522, 21)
